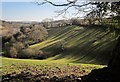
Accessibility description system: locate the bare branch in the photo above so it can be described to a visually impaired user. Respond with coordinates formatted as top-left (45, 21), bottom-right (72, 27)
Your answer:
top-left (72, 2), bottom-right (92, 7)
top-left (36, 1), bottom-right (47, 5)
top-left (37, 0), bottom-right (92, 7)
top-left (73, 4), bottom-right (96, 16)
top-left (67, 0), bottom-right (77, 3)
top-left (37, 0), bottom-right (74, 6)
top-left (55, 5), bottom-right (74, 17)
top-left (36, 0), bottom-right (97, 18)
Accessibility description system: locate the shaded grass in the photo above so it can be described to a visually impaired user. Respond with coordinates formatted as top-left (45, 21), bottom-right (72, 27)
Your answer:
top-left (28, 25), bottom-right (118, 65)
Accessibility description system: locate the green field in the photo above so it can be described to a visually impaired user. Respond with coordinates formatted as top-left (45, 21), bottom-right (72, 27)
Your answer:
top-left (2, 57), bottom-right (105, 81)
top-left (2, 57), bottom-right (105, 75)
top-left (29, 25), bottom-right (118, 64)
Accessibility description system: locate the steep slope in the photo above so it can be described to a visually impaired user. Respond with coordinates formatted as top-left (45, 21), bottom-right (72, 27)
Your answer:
top-left (30, 25), bottom-right (118, 64)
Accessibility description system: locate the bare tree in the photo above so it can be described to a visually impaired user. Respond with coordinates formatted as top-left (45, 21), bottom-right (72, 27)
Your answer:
top-left (36, 1), bottom-right (120, 81)
top-left (36, 0), bottom-right (120, 25)
top-left (36, 0), bottom-right (95, 17)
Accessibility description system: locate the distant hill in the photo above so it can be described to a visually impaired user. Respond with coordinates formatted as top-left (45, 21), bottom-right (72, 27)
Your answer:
top-left (0, 20), bottom-right (71, 36)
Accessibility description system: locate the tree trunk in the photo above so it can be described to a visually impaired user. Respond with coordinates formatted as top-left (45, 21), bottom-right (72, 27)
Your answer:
top-left (108, 35), bottom-right (120, 70)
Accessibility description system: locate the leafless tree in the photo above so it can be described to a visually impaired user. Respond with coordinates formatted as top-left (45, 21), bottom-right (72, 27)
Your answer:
top-left (36, 0), bottom-right (96, 17)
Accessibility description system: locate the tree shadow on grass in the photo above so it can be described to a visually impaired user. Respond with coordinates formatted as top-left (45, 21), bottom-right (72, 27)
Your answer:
top-left (52, 38), bottom-right (116, 65)
top-left (81, 67), bottom-right (120, 82)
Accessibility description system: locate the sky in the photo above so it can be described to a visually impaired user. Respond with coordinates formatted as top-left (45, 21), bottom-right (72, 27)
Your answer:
top-left (2, 2), bottom-right (63, 22)
top-left (1, 0), bottom-right (93, 22)
top-left (1, 0), bottom-right (118, 22)
top-left (1, 1), bottom-right (82, 22)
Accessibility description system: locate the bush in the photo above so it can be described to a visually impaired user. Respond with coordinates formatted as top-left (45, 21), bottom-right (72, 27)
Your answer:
top-left (3, 42), bottom-right (12, 57)
top-left (13, 42), bottom-right (25, 50)
top-left (3, 41), bottom-right (25, 57)
top-left (34, 50), bottom-right (47, 59)
top-left (18, 49), bottom-right (47, 59)
top-left (71, 18), bottom-right (81, 26)
top-left (9, 36), bottom-right (16, 43)
top-left (18, 48), bottom-right (37, 58)
top-left (9, 47), bottom-right (17, 58)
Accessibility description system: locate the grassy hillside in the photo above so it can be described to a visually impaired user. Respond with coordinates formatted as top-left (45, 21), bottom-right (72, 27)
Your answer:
top-left (29, 25), bottom-right (118, 65)
top-left (2, 25), bottom-right (118, 81)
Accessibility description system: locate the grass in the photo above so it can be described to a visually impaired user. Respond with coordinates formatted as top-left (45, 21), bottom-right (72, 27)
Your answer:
top-left (2, 57), bottom-right (105, 77)
top-left (28, 25), bottom-right (118, 65)
top-left (2, 57), bottom-right (105, 81)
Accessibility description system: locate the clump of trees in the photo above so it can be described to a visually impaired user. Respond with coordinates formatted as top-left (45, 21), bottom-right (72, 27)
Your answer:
top-left (71, 18), bottom-right (81, 26)
top-left (2, 24), bottom-right (48, 59)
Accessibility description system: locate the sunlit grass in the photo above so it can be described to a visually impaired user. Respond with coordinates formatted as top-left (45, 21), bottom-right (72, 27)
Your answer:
top-left (29, 39), bottom-right (62, 50)
top-left (2, 57), bottom-right (105, 76)
top-left (27, 25), bottom-right (118, 64)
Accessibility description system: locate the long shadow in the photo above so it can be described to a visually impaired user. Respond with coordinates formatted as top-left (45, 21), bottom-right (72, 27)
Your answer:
top-left (51, 31), bottom-right (117, 64)
top-left (41, 26), bottom-right (118, 65)
top-left (53, 40), bottom-right (116, 64)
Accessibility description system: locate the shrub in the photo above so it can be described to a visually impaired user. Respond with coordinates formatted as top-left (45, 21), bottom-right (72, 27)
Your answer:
top-left (34, 50), bottom-right (47, 59)
top-left (18, 49), bottom-right (48, 59)
top-left (3, 41), bottom-right (25, 57)
top-left (20, 26), bottom-right (27, 33)
top-left (9, 47), bottom-right (17, 58)
top-left (18, 48), bottom-right (38, 58)
top-left (9, 36), bottom-right (16, 43)
top-left (3, 42), bottom-right (12, 57)
top-left (13, 42), bottom-right (25, 50)
top-left (16, 33), bottom-right (26, 42)
top-left (71, 18), bottom-right (81, 26)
